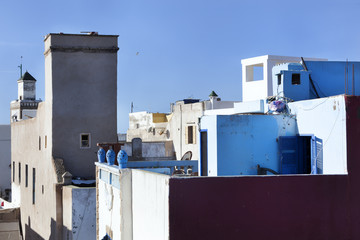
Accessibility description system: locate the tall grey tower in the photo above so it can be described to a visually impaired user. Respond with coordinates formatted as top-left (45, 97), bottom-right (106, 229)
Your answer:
top-left (10, 33), bottom-right (119, 240)
top-left (44, 33), bottom-right (119, 177)
top-left (10, 71), bottom-right (41, 122)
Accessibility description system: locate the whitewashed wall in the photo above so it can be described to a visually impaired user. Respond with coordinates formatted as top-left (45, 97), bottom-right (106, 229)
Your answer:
top-left (98, 167), bottom-right (132, 240)
top-left (97, 166), bottom-right (169, 240)
top-left (132, 170), bottom-right (169, 240)
top-left (199, 115), bottom-right (218, 176)
top-left (98, 180), bottom-right (121, 240)
top-left (289, 95), bottom-right (347, 174)
top-left (63, 186), bottom-right (96, 240)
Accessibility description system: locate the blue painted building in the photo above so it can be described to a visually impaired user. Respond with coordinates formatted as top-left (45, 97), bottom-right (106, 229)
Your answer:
top-left (273, 61), bottom-right (360, 101)
top-left (199, 114), bottom-right (297, 176)
top-left (272, 63), bottom-right (311, 101)
top-left (199, 57), bottom-right (358, 177)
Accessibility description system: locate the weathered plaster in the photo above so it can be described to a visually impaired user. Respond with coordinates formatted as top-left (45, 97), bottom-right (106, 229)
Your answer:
top-left (11, 33), bottom-right (118, 239)
top-left (63, 186), bottom-right (96, 240)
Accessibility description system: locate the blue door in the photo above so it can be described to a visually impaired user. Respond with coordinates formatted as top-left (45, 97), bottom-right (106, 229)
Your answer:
top-left (279, 135), bottom-right (323, 174)
top-left (311, 136), bottom-right (323, 174)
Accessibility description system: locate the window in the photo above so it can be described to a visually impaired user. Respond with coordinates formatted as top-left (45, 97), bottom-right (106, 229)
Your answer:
top-left (18, 163), bottom-right (21, 184)
top-left (186, 126), bottom-right (196, 144)
top-left (12, 161), bottom-right (15, 182)
top-left (32, 168), bottom-right (36, 204)
top-left (39, 136), bottom-right (41, 150)
top-left (25, 164), bottom-right (28, 187)
top-left (80, 133), bottom-right (91, 148)
top-left (246, 64), bottom-right (264, 82)
top-left (292, 73), bottom-right (301, 85)
top-left (277, 74), bottom-right (282, 85)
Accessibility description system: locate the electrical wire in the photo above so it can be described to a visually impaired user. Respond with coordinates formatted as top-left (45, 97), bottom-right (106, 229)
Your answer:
top-left (301, 57), bottom-right (320, 98)
top-left (311, 79), bottom-right (327, 98)
top-left (296, 97), bottom-right (331, 111)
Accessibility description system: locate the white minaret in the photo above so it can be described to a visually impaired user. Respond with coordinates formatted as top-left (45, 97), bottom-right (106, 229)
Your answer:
top-left (10, 71), bottom-right (41, 122)
top-left (209, 90), bottom-right (219, 109)
top-left (17, 71), bottom-right (36, 100)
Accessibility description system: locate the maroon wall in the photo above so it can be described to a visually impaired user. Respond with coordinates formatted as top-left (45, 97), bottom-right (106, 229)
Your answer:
top-left (169, 96), bottom-right (360, 240)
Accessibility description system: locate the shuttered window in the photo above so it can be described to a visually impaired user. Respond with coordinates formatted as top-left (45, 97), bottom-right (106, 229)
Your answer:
top-left (185, 125), bottom-right (196, 144)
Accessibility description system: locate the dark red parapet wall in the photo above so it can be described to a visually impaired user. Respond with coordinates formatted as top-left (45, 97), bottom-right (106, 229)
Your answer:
top-left (169, 96), bottom-right (360, 240)
top-left (345, 95), bottom-right (360, 176)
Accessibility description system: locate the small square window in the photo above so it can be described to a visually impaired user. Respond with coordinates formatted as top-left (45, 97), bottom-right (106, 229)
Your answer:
top-left (80, 133), bottom-right (91, 148)
top-left (292, 73), bottom-right (301, 85)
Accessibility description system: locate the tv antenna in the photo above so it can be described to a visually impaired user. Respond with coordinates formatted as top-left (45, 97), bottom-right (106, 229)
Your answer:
top-left (18, 56), bottom-right (23, 78)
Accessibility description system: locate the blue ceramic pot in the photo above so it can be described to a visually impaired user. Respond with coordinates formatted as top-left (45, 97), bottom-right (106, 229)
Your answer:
top-left (117, 150), bottom-right (128, 169)
top-left (106, 149), bottom-right (116, 165)
top-left (97, 148), bottom-right (106, 163)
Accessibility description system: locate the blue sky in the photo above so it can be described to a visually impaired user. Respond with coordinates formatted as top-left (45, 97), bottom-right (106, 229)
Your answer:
top-left (1, 0), bottom-right (360, 132)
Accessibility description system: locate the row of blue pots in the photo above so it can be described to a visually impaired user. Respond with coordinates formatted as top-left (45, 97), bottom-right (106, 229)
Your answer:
top-left (97, 148), bottom-right (128, 169)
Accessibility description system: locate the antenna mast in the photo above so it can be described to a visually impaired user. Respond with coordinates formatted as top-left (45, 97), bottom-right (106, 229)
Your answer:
top-left (18, 56), bottom-right (23, 78)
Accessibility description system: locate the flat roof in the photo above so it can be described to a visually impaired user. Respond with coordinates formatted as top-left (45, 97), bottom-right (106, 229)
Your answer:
top-left (44, 33), bottom-right (119, 41)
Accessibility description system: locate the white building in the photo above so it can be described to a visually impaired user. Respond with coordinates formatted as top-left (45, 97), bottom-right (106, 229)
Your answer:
top-left (241, 55), bottom-right (327, 101)
top-left (127, 94), bottom-right (239, 160)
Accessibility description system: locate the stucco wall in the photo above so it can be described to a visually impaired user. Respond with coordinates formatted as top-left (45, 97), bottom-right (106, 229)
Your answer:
top-left (0, 207), bottom-right (22, 240)
top-left (121, 141), bottom-right (175, 158)
top-left (127, 112), bottom-right (168, 142)
top-left (241, 55), bottom-right (327, 102)
top-left (0, 125), bottom-right (11, 199)
top-left (204, 100), bottom-right (237, 110)
top-left (200, 115), bottom-right (296, 176)
top-left (11, 33), bottom-right (119, 239)
top-left (11, 102), bottom-right (59, 240)
top-left (63, 186), bottom-right (96, 240)
top-left (127, 101), bottom-right (204, 160)
top-left (289, 95), bottom-right (347, 174)
top-left (21, 109), bottom-right (37, 120)
top-left (46, 34), bottom-right (118, 178)
top-left (199, 115), bottom-right (217, 176)
top-left (97, 166), bottom-right (169, 240)
top-left (18, 80), bottom-right (36, 100)
top-left (272, 63), bottom-right (311, 101)
top-left (132, 170), bottom-right (169, 240)
top-left (169, 102), bottom-right (203, 160)
top-left (98, 168), bottom-right (132, 240)
top-left (98, 180), bottom-right (121, 240)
